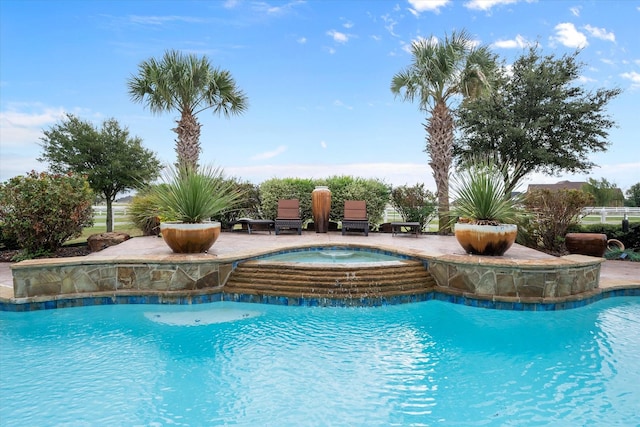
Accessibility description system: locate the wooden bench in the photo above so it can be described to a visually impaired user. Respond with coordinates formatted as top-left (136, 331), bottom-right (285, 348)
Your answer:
top-left (391, 222), bottom-right (420, 237)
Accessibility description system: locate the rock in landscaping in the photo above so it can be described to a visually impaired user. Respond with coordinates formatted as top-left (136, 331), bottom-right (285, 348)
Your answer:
top-left (87, 232), bottom-right (131, 252)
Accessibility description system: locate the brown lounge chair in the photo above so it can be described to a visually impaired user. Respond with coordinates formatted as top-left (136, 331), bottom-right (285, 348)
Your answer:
top-left (341, 200), bottom-right (369, 236)
top-left (274, 199), bottom-right (303, 235)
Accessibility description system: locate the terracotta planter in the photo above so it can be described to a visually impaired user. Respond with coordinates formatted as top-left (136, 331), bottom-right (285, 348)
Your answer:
top-left (312, 186), bottom-right (331, 233)
top-left (160, 221), bottom-right (221, 253)
top-left (454, 223), bottom-right (517, 256)
top-left (565, 233), bottom-right (607, 257)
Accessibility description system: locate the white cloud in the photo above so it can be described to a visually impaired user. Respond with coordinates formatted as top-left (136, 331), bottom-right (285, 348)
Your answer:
top-left (127, 15), bottom-right (204, 25)
top-left (223, 0), bottom-right (239, 8)
top-left (583, 25), bottom-right (615, 42)
top-left (464, 0), bottom-right (517, 11)
top-left (577, 75), bottom-right (596, 84)
top-left (381, 14), bottom-right (398, 37)
top-left (407, 0), bottom-right (450, 14)
top-left (553, 22), bottom-right (588, 48)
top-left (621, 71), bottom-right (640, 89)
top-left (570, 6), bottom-right (580, 16)
top-left (493, 34), bottom-right (530, 49)
top-left (320, 140), bottom-right (327, 149)
top-left (0, 105), bottom-right (66, 148)
top-left (0, 105), bottom-right (70, 181)
top-left (249, 145), bottom-right (287, 161)
top-left (342, 20), bottom-right (354, 29)
top-left (600, 58), bottom-right (615, 66)
top-left (326, 29), bottom-right (349, 43)
top-left (253, 0), bottom-right (306, 15)
top-left (297, 37), bottom-right (307, 44)
top-left (333, 99), bottom-right (353, 110)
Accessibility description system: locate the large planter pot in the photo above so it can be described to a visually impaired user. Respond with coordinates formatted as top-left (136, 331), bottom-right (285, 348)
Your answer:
top-left (565, 233), bottom-right (607, 257)
top-left (160, 221), bottom-right (221, 253)
top-left (454, 223), bottom-right (518, 256)
top-left (312, 186), bottom-right (331, 233)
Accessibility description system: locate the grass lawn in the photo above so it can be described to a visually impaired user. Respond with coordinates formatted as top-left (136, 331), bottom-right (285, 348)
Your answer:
top-left (65, 225), bottom-right (144, 245)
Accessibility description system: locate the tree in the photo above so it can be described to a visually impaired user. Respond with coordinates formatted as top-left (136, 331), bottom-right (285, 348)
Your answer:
top-left (455, 47), bottom-right (622, 194)
top-left (128, 49), bottom-right (248, 169)
top-left (38, 114), bottom-right (162, 232)
top-left (583, 178), bottom-right (624, 207)
top-left (390, 184), bottom-right (437, 231)
top-left (391, 30), bottom-right (497, 234)
top-left (626, 183), bottom-right (640, 207)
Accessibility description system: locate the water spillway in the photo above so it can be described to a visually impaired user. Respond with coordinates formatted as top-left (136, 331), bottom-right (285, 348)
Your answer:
top-left (223, 258), bottom-right (436, 301)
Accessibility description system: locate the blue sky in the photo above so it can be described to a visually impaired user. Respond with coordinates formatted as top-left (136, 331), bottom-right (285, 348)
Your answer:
top-left (1, 0), bottom-right (639, 194)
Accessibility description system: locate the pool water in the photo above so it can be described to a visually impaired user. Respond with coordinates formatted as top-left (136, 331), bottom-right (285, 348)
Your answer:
top-left (261, 249), bottom-right (403, 263)
top-left (1, 298), bottom-right (639, 426)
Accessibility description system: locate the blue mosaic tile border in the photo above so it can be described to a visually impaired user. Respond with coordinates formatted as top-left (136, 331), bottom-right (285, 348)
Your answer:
top-left (2, 287), bottom-right (639, 312)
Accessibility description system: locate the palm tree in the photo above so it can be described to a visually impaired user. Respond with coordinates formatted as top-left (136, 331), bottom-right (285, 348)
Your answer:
top-left (128, 49), bottom-right (248, 169)
top-left (391, 30), bottom-right (497, 234)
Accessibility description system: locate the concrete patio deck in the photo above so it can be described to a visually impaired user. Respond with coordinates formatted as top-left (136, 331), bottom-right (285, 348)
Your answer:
top-left (1, 231), bottom-right (638, 303)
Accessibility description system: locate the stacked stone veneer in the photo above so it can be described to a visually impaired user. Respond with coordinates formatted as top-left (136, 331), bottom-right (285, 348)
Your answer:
top-left (10, 252), bottom-right (603, 303)
top-left (429, 254), bottom-right (602, 300)
top-left (12, 258), bottom-right (233, 299)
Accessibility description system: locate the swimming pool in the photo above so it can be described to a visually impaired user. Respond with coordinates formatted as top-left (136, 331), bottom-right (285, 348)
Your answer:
top-left (1, 298), bottom-right (639, 426)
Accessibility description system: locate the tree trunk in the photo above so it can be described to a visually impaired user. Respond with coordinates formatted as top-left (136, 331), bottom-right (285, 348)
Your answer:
top-left (426, 100), bottom-right (454, 235)
top-left (106, 197), bottom-right (114, 233)
top-left (173, 112), bottom-right (202, 169)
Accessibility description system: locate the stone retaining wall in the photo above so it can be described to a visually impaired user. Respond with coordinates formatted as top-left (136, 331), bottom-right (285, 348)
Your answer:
top-left (429, 254), bottom-right (602, 299)
top-left (11, 258), bottom-right (233, 298)
top-left (10, 253), bottom-right (603, 303)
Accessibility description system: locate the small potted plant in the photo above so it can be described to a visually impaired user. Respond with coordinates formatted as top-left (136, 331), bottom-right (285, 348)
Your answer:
top-left (152, 164), bottom-right (243, 253)
top-left (449, 159), bottom-right (521, 256)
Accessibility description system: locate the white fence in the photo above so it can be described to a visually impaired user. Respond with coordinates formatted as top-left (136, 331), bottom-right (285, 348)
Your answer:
top-left (583, 207), bottom-right (640, 223)
top-left (93, 204), bottom-right (639, 229)
top-left (92, 205), bottom-right (131, 228)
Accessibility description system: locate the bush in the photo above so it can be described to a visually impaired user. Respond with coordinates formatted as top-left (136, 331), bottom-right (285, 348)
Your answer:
top-left (214, 179), bottom-right (262, 229)
top-left (259, 176), bottom-right (391, 226)
top-left (323, 176), bottom-right (390, 224)
top-left (128, 189), bottom-right (161, 236)
top-left (0, 171), bottom-right (94, 256)
top-left (390, 184), bottom-right (437, 231)
top-left (521, 189), bottom-right (594, 254)
top-left (259, 178), bottom-right (316, 222)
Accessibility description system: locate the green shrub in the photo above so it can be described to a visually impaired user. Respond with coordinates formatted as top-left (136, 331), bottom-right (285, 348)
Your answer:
top-left (521, 189), bottom-right (594, 254)
top-left (390, 184), bottom-right (437, 231)
top-left (259, 176), bottom-right (391, 226)
top-left (323, 176), bottom-right (390, 224)
top-left (128, 189), bottom-right (161, 236)
top-left (259, 178), bottom-right (316, 221)
top-left (214, 179), bottom-right (261, 229)
top-left (604, 249), bottom-right (640, 262)
top-left (0, 171), bottom-right (94, 257)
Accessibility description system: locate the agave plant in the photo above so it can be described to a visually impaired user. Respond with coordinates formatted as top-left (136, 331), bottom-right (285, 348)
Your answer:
top-left (153, 164), bottom-right (243, 224)
top-left (450, 159), bottom-right (521, 226)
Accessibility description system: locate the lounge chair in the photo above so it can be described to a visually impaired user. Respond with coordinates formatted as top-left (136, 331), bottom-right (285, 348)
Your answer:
top-left (274, 199), bottom-right (303, 235)
top-left (341, 200), bottom-right (369, 236)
